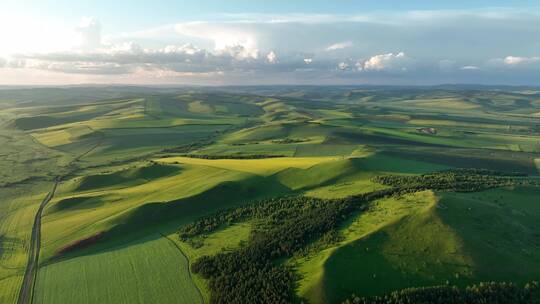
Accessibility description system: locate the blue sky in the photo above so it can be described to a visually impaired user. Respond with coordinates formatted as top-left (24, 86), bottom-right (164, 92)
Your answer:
top-left (6, 0), bottom-right (540, 31)
top-left (1, 1), bottom-right (540, 85)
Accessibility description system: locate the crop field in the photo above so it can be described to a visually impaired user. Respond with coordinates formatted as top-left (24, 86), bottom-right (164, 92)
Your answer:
top-left (34, 234), bottom-right (202, 304)
top-left (158, 156), bottom-right (342, 176)
top-left (0, 183), bottom-right (51, 303)
top-left (1, 86), bottom-right (540, 304)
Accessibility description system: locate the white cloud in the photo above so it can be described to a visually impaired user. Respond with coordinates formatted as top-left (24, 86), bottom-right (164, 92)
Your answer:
top-left (3, 10), bottom-right (540, 85)
top-left (174, 22), bottom-right (259, 60)
top-left (75, 17), bottom-right (102, 51)
top-left (503, 56), bottom-right (540, 65)
top-left (359, 52), bottom-right (408, 71)
top-left (460, 65), bottom-right (479, 70)
top-left (218, 45), bottom-right (259, 60)
top-left (107, 42), bottom-right (144, 54)
top-left (266, 51), bottom-right (277, 63)
top-left (326, 41), bottom-right (353, 51)
top-left (487, 56), bottom-right (540, 70)
top-left (338, 62), bottom-right (349, 70)
top-left (11, 42), bottom-right (294, 75)
top-left (3, 58), bottom-right (27, 68)
top-left (43, 61), bottom-right (129, 75)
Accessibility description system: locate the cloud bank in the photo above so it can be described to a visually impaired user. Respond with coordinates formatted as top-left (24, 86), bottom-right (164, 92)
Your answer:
top-left (2, 9), bottom-right (540, 85)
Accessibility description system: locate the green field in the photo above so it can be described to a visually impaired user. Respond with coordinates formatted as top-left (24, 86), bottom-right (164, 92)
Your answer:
top-left (1, 86), bottom-right (540, 303)
top-left (34, 234), bottom-right (202, 304)
top-left (319, 187), bottom-right (540, 303)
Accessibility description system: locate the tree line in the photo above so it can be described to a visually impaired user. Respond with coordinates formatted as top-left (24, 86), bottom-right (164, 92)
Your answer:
top-left (343, 281), bottom-right (540, 304)
top-left (177, 154), bottom-right (286, 160)
top-left (181, 194), bottom-right (391, 303)
top-left (372, 168), bottom-right (535, 193)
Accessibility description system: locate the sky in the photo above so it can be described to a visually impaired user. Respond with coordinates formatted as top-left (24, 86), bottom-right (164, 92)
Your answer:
top-left (1, 0), bottom-right (540, 86)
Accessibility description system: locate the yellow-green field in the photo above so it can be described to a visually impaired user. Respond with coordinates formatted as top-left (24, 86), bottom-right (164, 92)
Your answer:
top-left (0, 184), bottom-right (51, 304)
top-left (2, 87), bottom-right (540, 304)
top-left (158, 156), bottom-right (342, 176)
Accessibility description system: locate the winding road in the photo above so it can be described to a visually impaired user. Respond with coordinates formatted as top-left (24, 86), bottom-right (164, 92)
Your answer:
top-left (17, 179), bottom-right (58, 304)
top-left (17, 127), bottom-right (104, 304)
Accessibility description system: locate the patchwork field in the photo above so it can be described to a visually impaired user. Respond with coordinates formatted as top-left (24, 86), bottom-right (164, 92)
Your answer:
top-left (1, 86), bottom-right (540, 304)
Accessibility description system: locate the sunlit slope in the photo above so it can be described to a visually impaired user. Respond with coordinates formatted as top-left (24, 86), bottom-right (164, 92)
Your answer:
top-left (0, 184), bottom-right (52, 304)
top-left (36, 154), bottom-right (373, 304)
top-left (16, 95), bottom-right (253, 164)
top-left (41, 162), bottom-right (266, 259)
top-left (3, 87), bottom-right (540, 304)
top-left (158, 156), bottom-right (341, 176)
top-left (41, 155), bottom-right (356, 258)
top-left (313, 187), bottom-right (540, 303)
top-left (0, 108), bottom-right (72, 303)
top-left (296, 191), bottom-right (439, 303)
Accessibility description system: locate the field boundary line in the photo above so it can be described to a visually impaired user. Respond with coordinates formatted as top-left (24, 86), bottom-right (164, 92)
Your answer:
top-left (159, 232), bottom-right (204, 304)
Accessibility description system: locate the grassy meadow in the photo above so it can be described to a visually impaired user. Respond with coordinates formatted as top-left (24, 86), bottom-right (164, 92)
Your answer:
top-left (0, 86), bottom-right (539, 303)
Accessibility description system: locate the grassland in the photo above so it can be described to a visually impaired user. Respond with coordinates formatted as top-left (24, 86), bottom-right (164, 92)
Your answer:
top-left (316, 186), bottom-right (540, 303)
top-left (1, 86), bottom-right (540, 304)
top-left (295, 191), bottom-right (440, 303)
top-left (0, 183), bottom-right (52, 304)
top-left (34, 234), bottom-right (202, 304)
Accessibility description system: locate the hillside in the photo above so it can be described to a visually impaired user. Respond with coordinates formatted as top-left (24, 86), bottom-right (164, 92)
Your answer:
top-left (0, 86), bottom-right (539, 304)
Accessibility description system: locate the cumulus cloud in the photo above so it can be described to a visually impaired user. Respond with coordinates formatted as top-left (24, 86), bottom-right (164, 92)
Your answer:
top-left (174, 22), bottom-right (259, 60)
top-left (5, 58), bottom-right (27, 69)
top-left (338, 62), bottom-right (349, 70)
top-left (0, 57), bottom-right (6, 68)
top-left (217, 45), bottom-right (259, 60)
top-left (13, 43), bottom-right (305, 75)
top-left (3, 10), bottom-right (540, 85)
top-left (12, 43), bottom-right (207, 74)
top-left (76, 17), bottom-right (102, 50)
top-left (358, 52), bottom-right (408, 71)
top-left (326, 41), bottom-right (353, 51)
top-left (266, 51), bottom-right (277, 63)
top-left (487, 55), bottom-right (540, 71)
top-left (503, 56), bottom-right (540, 65)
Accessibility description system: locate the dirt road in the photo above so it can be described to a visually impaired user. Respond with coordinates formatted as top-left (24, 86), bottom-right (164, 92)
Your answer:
top-left (17, 179), bottom-right (58, 304)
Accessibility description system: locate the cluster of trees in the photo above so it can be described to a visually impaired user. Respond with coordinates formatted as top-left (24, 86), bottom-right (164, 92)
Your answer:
top-left (161, 139), bottom-right (215, 154)
top-left (179, 190), bottom-right (396, 242)
top-left (178, 154), bottom-right (285, 160)
top-left (447, 168), bottom-right (528, 177)
top-left (179, 196), bottom-right (312, 240)
top-left (178, 168), bottom-right (540, 303)
top-left (182, 195), bottom-right (377, 303)
top-left (271, 138), bottom-right (307, 144)
top-left (372, 169), bottom-right (531, 193)
top-left (343, 281), bottom-right (540, 304)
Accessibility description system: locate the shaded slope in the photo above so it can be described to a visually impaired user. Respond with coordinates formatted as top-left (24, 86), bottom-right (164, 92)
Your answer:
top-left (55, 174), bottom-right (291, 260)
top-left (71, 163), bottom-right (181, 191)
top-left (319, 187), bottom-right (540, 303)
